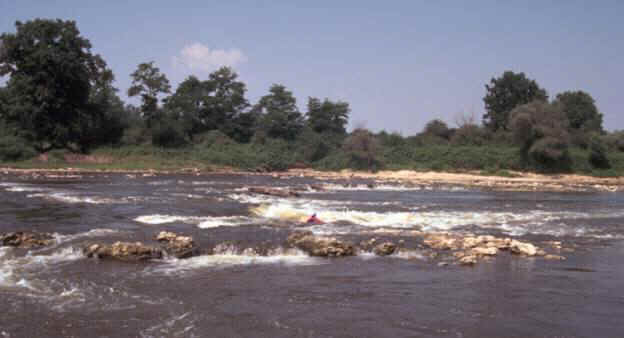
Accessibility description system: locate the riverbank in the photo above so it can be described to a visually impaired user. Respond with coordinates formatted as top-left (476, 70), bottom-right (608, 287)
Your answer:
top-left (1, 165), bottom-right (622, 192)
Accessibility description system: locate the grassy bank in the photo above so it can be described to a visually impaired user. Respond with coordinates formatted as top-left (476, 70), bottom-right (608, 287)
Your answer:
top-left (2, 142), bottom-right (624, 178)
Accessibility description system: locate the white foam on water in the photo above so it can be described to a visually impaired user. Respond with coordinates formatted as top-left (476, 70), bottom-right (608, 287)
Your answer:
top-left (1, 182), bottom-right (46, 193)
top-left (140, 312), bottom-right (199, 338)
top-left (26, 192), bottom-right (127, 204)
top-left (249, 200), bottom-right (621, 237)
top-left (134, 214), bottom-right (203, 225)
top-left (134, 214), bottom-right (256, 229)
top-left (55, 228), bottom-right (121, 243)
top-left (197, 216), bottom-right (255, 228)
top-left (148, 249), bottom-right (321, 275)
top-left (0, 247), bottom-right (84, 291)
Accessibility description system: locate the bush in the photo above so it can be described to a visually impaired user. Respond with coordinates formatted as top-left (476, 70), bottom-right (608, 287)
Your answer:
top-left (509, 101), bottom-right (571, 171)
top-left (193, 130), bottom-right (234, 147)
top-left (0, 135), bottom-right (37, 162)
top-left (424, 119), bottom-right (452, 139)
top-left (151, 122), bottom-right (187, 148)
top-left (450, 124), bottom-right (486, 146)
top-left (528, 137), bottom-right (572, 171)
top-left (588, 136), bottom-right (610, 169)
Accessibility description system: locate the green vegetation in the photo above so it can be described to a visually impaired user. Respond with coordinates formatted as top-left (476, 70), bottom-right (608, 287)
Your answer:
top-left (1, 18), bottom-right (624, 177)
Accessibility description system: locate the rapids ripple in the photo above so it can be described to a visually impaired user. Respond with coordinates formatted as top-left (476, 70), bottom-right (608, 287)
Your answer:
top-left (1, 172), bottom-right (624, 337)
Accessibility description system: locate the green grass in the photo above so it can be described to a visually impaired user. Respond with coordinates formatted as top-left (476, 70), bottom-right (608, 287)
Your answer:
top-left (2, 143), bottom-right (624, 177)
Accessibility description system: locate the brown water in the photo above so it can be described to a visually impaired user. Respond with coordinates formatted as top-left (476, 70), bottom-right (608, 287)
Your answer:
top-left (0, 172), bottom-right (623, 337)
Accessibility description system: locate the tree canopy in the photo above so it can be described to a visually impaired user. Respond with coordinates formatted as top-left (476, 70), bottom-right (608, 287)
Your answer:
top-left (254, 84), bottom-right (303, 140)
top-left (0, 19), bottom-right (114, 151)
top-left (128, 61), bottom-right (170, 127)
top-left (553, 90), bottom-right (603, 132)
top-left (483, 71), bottom-right (548, 132)
top-left (306, 97), bottom-right (350, 135)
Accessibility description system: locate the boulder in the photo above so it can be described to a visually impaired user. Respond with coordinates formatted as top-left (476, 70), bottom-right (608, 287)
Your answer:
top-left (309, 184), bottom-right (325, 191)
top-left (155, 231), bottom-right (199, 259)
top-left (423, 234), bottom-right (459, 250)
top-left (248, 186), bottom-right (300, 198)
top-left (83, 241), bottom-right (162, 261)
top-left (373, 242), bottom-right (397, 256)
top-left (459, 255), bottom-right (477, 265)
top-left (287, 231), bottom-right (355, 257)
top-left (471, 246), bottom-right (498, 256)
top-left (0, 231), bottom-right (55, 248)
top-left (509, 240), bottom-right (538, 256)
top-left (544, 254), bottom-right (566, 260)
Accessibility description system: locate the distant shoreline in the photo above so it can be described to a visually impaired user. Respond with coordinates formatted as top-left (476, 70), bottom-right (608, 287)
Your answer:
top-left (1, 166), bottom-right (621, 193)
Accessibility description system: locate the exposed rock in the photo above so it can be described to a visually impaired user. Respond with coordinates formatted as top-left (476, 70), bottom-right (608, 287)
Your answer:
top-left (423, 234), bottom-right (459, 250)
top-left (155, 231), bottom-right (199, 259)
top-left (510, 240), bottom-right (538, 256)
top-left (309, 184), bottom-right (325, 191)
top-left (471, 247), bottom-right (498, 256)
top-left (437, 262), bottom-right (449, 267)
top-left (248, 186), bottom-right (300, 198)
top-left (462, 235), bottom-right (511, 249)
top-left (459, 255), bottom-right (477, 265)
top-left (83, 241), bottom-right (163, 261)
top-left (287, 231), bottom-right (355, 257)
top-left (544, 254), bottom-right (566, 260)
top-left (0, 231), bottom-right (55, 248)
top-left (544, 241), bottom-right (563, 250)
top-left (373, 242), bottom-right (397, 256)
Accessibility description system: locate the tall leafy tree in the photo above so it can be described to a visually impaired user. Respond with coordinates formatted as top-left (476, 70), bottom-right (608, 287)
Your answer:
top-left (254, 84), bottom-right (303, 140)
top-left (128, 61), bottom-right (170, 127)
top-left (553, 90), bottom-right (603, 132)
top-left (164, 67), bottom-right (252, 141)
top-left (164, 75), bottom-right (213, 138)
top-left (0, 19), bottom-right (114, 151)
top-left (305, 97), bottom-right (349, 134)
top-left (483, 71), bottom-right (548, 132)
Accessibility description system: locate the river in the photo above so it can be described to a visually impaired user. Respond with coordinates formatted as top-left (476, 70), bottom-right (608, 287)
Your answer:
top-left (0, 172), bottom-right (623, 337)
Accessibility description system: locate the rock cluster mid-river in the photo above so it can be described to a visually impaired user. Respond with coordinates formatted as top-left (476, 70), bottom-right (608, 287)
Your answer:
top-left (1, 172), bottom-right (623, 337)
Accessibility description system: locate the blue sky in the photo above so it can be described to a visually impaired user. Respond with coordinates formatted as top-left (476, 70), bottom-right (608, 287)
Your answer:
top-left (2, 0), bottom-right (623, 134)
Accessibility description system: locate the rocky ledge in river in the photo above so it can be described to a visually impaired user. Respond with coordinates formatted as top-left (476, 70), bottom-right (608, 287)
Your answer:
top-left (248, 186), bottom-right (300, 198)
top-left (0, 231), bottom-right (55, 248)
top-left (287, 231), bottom-right (355, 257)
top-left (83, 241), bottom-right (163, 261)
top-left (422, 233), bottom-right (564, 266)
top-left (155, 231), bottom-right (199, 258)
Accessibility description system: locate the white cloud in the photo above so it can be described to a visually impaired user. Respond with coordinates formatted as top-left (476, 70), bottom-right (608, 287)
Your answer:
top-left (172, 43), bottom-right (247, 73)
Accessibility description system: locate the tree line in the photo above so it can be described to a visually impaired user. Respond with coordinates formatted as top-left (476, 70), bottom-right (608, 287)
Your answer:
top-left (0, 19), bottom-right (621, 173)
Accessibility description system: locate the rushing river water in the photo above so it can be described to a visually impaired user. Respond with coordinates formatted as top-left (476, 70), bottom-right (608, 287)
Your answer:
top-left (0, 172), bottom-right (623, 337)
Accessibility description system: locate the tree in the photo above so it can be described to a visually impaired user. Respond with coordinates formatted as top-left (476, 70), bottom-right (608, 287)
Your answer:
top-left (423, 119), bottom-right (452, 139)
top-left (343, 128), bottom-right (381, 171)
top-left (305, 97), bottom-right (350, 135)
top-left (164, 67), bottom-right (252, 142)
top-left (509, 101), bottom-right (571, 170)
top-left (207, 67), bottom-right (249, 133)
top-left (254, 84), bottom-right (303, 140)
top-left (483, 71), bottom-right (548, 132)
top-left (0, 19), bottom-right (114, 151)
top-left (128, 61), bottom-right (170, 127)
top-left (553, 91), bottom-right (603, 132)
top-left (164, 75), bottom-right (213, 138)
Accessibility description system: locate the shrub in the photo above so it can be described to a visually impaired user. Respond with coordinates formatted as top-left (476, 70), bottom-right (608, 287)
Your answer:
top-left (424, 119), bottom-right (452, 139)
top-left (0, 135), bottom-right (37, 162)
top-left (151, 122), bottom-right (187, 148)
top-left (450, 124), bottom-right (486, 146)
top-left (509, 101), bottom-right (571, 171)
top-left (588, 136), bottom-right (611, 169)
top-left (343, 128), bottom-right (382, 171)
